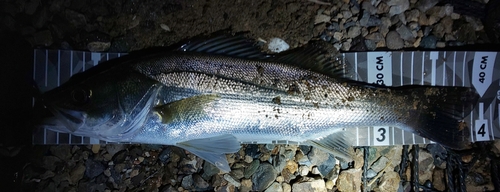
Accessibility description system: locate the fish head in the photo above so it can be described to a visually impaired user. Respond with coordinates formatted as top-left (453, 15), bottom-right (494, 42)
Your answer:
top-left (41, 64), bottom-right (161, 141)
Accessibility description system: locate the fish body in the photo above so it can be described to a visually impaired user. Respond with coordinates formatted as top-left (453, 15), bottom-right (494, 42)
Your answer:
top-left (40, 34), bottom-right (478, 172)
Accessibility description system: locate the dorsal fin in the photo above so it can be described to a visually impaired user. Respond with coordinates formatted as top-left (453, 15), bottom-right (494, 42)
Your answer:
top-left (173, 32), bottom-right (270, 60)
top-left (270, 41), bottom-right (353, 80)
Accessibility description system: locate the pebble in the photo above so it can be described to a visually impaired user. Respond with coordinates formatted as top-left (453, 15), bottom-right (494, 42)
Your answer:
top-left (325, 180), bottom-right (334, 190)
top-left (420, 35), bottom-right (438, 49)
top-left (224, 174), bottom-right (241, 188)
top-left (244, 155), bottom-right (253, 163)
top-left (252, 162), bottom-right (277, 191)
top-left (299, 165), bottom-right (310, 176)
top-left (268, 38), bottom-right (289, 53)
top-left (387, 0), bottom-right (409, 16)
top-left (377, 171), bottom-right (400, 191)
top-left (69, 163), bottom-right (85, 184)
top-left (336, 169), bottom-right (362, 192)
top-left (87, 42), bottom-right (111, 52)
top-left (244, 159), bottom-right (260, 179)
top-left (371, 156), bottom-right (389, 172)
top-left (385, 31), bottom-right (404, 49)
top-left (85, 158), bottom-right (105, 179)
top-left (315, 14), bottom-right (331, 24)
top-left (413, 150), bottom-right (435, 184)
top-left (182, 175), bottom-right (194, 190)
top-left (347, 26), bottom-right (361, 39)
top-left (366, 169), bottom-right (377, 179)
top-left (396, 25), bottom-right (414, 41)
top-left (432, 169), bottom-right (446, 191)
top-left (240, 179), bottom-right (252, 192)
top-left (292, 180), bottom-right (327, 192)
top-left (264, 182), bottom-right (283, 192)
top-left (282, 183), bottom-right (291, 192)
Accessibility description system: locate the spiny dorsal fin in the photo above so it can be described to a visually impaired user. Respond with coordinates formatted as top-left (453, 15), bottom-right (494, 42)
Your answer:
top-left (270, 42), bottom-right (353, 80)
top-left (174, 32), bottom-right (270, 59)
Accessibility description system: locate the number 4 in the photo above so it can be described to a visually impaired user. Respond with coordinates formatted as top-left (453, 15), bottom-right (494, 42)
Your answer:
top-left (474, 120), bottom-right (490, 141)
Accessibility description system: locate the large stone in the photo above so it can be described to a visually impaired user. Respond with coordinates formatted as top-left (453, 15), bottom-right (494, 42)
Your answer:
top-left (292, 180), bottom-right (326, 192)
top-left (336, 169), bottom-right (362, 192)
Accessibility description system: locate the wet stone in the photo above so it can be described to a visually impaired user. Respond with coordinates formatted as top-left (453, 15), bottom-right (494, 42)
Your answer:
top-left (252, 162), bottom-right (277, 191)
top-left (229, 168), bottom-right (244, 180)
top-left (245, 145), bottom-right (260, 159)
top-left (224, 174), bottom-right (241, 188)
top-left (316, 154), bottom-right (337, 178)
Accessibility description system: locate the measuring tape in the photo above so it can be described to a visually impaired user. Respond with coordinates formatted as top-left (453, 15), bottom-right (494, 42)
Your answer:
top-left (32, 50), bottom-right (500, 146)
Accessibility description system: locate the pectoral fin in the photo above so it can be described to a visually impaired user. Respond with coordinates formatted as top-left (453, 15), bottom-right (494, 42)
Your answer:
top-left (305, 130), bottom-right (355, 162)
top-left (154, 94), bottom-right (220, 124)
top-left (176, 134), bottom-right (241, 173)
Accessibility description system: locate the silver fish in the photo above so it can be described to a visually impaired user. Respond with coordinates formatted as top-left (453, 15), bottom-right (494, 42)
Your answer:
top-left (40, 34), bottom-right (478, 172)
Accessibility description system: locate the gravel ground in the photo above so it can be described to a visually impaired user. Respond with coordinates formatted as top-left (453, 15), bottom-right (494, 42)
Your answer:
top-left (1, 0), bottom-right (500, 191)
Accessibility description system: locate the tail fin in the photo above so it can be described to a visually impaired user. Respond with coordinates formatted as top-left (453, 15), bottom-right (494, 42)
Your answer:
top-left (398, 86), bottom-right (479, 149)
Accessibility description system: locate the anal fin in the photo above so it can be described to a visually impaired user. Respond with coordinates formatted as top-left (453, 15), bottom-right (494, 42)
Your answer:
top-left (176, 134), bottom-right (241, 173)
top-left (305, 130), bottom-right (355, 162)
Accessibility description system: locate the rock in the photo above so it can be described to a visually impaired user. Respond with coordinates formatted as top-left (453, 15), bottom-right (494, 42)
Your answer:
top-left (181, 175), bottom-right (194, 190)
top-left (106, 145), bottom-right (125, 157)
top-left (240, 179), bottom-right (252, 192)
top-left (244, 159), bottom-right (260, 178)
top-left (366, 169), bottom-right (377, 179)
top-left (325, 180), bottom-right (334, 190)
top-left (377, 2), bottom-right (390, 15)
top-left (91, 145), bottom-right (100, 154)
top-left (377, 171), bottom-right (400, 191)
top-left (224, 174), bottom-right (241, 188)
top-left (65, 9), bottom-right (87, 28)
top-left (244, 155), bottom-right (253, 163)
top-left (420, 35), bottom-right (438, 49)
top-left (246, 145), bottom-right (260, 159)
top-left (315, 14), bottom-right (331, 24)
top-left (43, 156), bottom-right (61, 171)
top-left (396, 25), bottom-right (414, 41)
top-left (87, 42), bottom-right (111, 52)
top-left (365, 39), bottom-right (377, 50)
top-left (380, 17), bottom-right (391, 36)
top-left (265, 182), bottom-right (283, 192)
top-left (230, 169), bottom-right (244, 180)
top-left (406, 9), bottom-right (420, 22)
top-left (386, 31), bottom-right (404, 49)
top-left (50, 146), bottom-right (72, 161)
top-left (297, 151), bottom-right (312, 167)
top-left (361, 1), bottom-right (377, 15)
top-left (252, 163), bottom-right (277, 191)
top-left (336, 169), bottom-right (362, 192)
top-left (353, 148), bottom-right (364, 169)
top-left (432, 169), bottom-right (446, 191)
top-left (85, 158), bottom-right (105, 179)
top-left (292, 180), bottom-right (326, 192)
top-left (268, 38), bottom-right (289, 53)
top-left (33, 7), bottom-right (48, 29)
top-left (387, 0), bottom-right (409, 16)
top-left (436, 42), bottom-right (446, 48)
top-left (413, 150), bottom-right (434, 184)
top-left (70, 163), bottom-right (85, 184)
top-left (371, 156), bottom-right (390, 173)
top-left (40, 170), bottom-right (56, 180)
top-left (347, 26), bottom-right (361, 39)
top-left (316, 154), bottom-right (337, 178)
top-left (278, 183), bottom-right (289, 192)
top-left (299, 165), bottom-right (310, 176)
top-left (25, 0), bottom-right (40, 15)
top-left (366, 32), bottom-right (384, 42)
top-left (415, 0), bottom-right (439, 12)
top-left (191, 174), bottom-right (209, 190)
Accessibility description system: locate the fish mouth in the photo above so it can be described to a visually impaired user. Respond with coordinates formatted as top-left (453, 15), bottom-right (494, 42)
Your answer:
top-left (46, 107), bottom-right (87, 133)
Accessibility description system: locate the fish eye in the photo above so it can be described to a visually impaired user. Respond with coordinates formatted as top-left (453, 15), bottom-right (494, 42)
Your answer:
top-left (71, 87), bottom-right (92, 105)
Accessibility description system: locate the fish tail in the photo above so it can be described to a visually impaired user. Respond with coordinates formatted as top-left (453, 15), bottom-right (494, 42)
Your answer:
top-left (397, 86), bottom-right (479, 149)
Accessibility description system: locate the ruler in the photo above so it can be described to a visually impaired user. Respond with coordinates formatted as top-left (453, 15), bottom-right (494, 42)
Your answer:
top-left (32, 50), bottom-right (500, 146)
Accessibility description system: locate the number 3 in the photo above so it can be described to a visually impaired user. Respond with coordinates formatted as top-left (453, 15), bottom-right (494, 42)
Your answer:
top-left (376, 128), bottom-right (386, 142)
